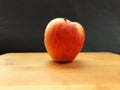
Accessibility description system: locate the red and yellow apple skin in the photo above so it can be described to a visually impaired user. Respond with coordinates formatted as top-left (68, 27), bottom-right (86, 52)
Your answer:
top-left (44, 18), bottom-right (85, 63)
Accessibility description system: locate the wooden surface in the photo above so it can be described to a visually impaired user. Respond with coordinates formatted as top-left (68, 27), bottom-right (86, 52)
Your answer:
top-left (0, 52), bottom-right (120, 90)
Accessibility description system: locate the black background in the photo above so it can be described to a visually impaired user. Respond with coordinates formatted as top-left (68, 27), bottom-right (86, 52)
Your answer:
top-left (0, 0), bottom-right (120, 54)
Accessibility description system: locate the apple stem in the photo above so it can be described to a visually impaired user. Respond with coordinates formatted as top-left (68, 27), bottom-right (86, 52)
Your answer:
top-left (64, 17), bottom-right (67, 21)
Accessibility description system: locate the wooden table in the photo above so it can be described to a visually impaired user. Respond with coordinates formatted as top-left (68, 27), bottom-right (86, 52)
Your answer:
top-left (0, 52), bottom-right (120, 90)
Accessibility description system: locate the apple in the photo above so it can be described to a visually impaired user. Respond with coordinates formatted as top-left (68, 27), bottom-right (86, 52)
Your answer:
top-left (44, 18), bottom-right (85, 63)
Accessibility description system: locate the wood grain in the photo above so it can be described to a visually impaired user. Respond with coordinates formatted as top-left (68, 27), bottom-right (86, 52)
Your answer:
top-left (0, 52), bottom-right (120, 90)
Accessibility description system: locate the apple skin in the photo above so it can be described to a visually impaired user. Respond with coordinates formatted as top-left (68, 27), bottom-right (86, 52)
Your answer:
top-left (44, 18), bottom-right (85, 63)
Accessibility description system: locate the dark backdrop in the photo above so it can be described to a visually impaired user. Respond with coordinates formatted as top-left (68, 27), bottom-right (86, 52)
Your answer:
top-left (0, 0), bottom-right (120, 54)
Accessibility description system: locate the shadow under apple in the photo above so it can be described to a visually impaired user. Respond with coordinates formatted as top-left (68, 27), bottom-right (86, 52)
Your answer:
top-left (47, 59), bottom-right (85, 70)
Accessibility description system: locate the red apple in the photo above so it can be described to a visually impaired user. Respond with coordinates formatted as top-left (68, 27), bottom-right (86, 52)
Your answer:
top-left (44, 18), bottom-right (85, 63)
